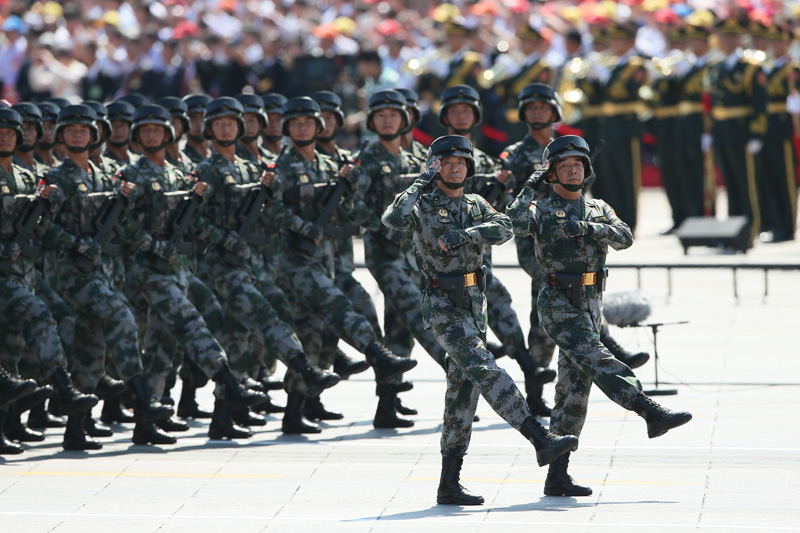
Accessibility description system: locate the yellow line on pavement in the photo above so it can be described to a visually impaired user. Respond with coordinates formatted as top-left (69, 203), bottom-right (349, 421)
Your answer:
top-left (5, 472), bottom-right (282, 479)
top-left (408, 477), bottom-right (696, 486)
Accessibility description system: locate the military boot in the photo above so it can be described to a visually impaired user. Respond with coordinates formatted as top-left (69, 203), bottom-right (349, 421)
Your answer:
top-left (332, 349), bottom-right (370, 380)
top-left (303, 396), bottom-right (343, 421)
top-left (256, 363), bottom-right (284, 391)
top-left (255, 393), bottom-right (285, 414)
top-left (373, 386), bottom-right (414, 429)
top-left (0, 411), bottom-right (24, 455)
top-left (525, 382), bottom-right (552, 418)
top-left (231, 408), bottom-right (267, 427)
top-left (287, 353), bottom-right (340, 394)
top-left (94, 375), bottom-right (126, 400)
top-left (176, 371), bottom-right (211, 419)
top-left (544, 452), bottom-right (593, 496)
top-left (364, 341), bottom-right (418, 384)
top-left (48, 366), bottom-right (99, 417)
top-left (600, 325), bottom-right (650, 369)
top-left (100, 396), bottom-right (135, 424)
top-left (0, 367), bottom-right (36, 408)
top-left (515, 348), bottom-right (556, 385)
top-left (28, 400), bottom-right (66, 428)
top-left (436, 454), bottom-right (484, 505)
top-left (212, 362), bottom-right (267, 409)
top-left (519, 416), bottom-right (578, 467)
top-left (15, 385), bottom-right (54, 415)
top-left (83, 414), bottom-right (113, 438)
top-left (394, 397), bottom-right (418, 416)
top-left (125, 376), bottom-right (173, 422)
top-left (133, 420), bottom-right (177, 445)
top-left (4, 404), bottom-right (44, 442)
top-left (281, 393), bottom-right (320, 434)
top-left (486, 341), bottom-right (507, 360)
top-left (209, 399), bottom-right (252, 440)
top-left (155, 416), bottom-right (190, 432)
top-left (632, 394), bottom-right (692, 438)
top-left (62, 411), bottom-right (103, 451)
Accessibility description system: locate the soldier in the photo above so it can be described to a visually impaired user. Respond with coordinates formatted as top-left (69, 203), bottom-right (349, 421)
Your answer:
top-left (382, 135), bottom-right (578, 506)
top-left (260, 93), bottom-right (288, 158)
top-left (155, 97), bottom-right (195, 175)
top-left (0, 108), bottom-right (99, 452)
top-left (181, 93), bottom-right (212, 165)
top-left (395, 87), bottom-right (428, 160)
top-left (274, 96), bottom-right (417, 431)
top-left (438, 83), bottom-right (555, 415)
top-left (84, 101), bottom-right (119, 179)
top-left (33, 101), bottom-right (60, 168)
top-left (10, 103), bottom-right (47, 175)
top-left (351, 89), bottom-right (448, 428)
top-left (507, 135), bottom-right (691, 498)
top-left (709, 16), bottom-right (768, 247)
top-left (104, 100), bottom-right (139, 169)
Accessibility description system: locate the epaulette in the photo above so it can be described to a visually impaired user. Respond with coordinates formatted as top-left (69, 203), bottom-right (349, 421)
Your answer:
top-left (743, 55), bottom-right (765, 66)
top-left (629, 56), bottom-right (647, 67)
top-left (463, 51), bottom-right (483, 64)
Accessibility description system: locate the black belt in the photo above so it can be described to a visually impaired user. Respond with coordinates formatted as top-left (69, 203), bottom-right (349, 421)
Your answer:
top-left (547, 268), bottom-right (608, 306)
top-left (427, 266), bottom-right (487, 308)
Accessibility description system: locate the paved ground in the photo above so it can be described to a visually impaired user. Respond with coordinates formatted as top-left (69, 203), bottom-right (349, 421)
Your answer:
top-left (1, 189), bottom-right (799, 532)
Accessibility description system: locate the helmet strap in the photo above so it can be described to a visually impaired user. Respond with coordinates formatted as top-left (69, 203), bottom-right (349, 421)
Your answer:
top-left (187, 133), bottom-right (205, 143)
top-left (240, 134), bottom-right (259, 143)
top-left (451, 127), bottom-right (471, 135)
top-left (264, 135), bottom-right (283, 142)
top-left (293, 137), bottom-right (316, 147)
top-left (529, 120), bottom-right (552, 130)
top-left (38, 141), bottom-right (54, 150)
top-left (378, 131), bottom-right (400, 141)
top-left (316, 134), bottom-right (334, 143)
top-left (108, 139), bottom-right (129, 148)
top-left (18, 144), bottom-right (35, 152)
top-left (64, 143), bottom-right (90, 153)
top-left (0, 150), bottom-right (14, 157)
top-left (438, 177), bottom-right (466, 190)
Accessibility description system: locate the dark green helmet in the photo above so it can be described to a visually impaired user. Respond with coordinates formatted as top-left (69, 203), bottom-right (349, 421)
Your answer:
top-left (131, 105), bottom-right (176, 148)
top-left (44, 97), bottom-right (71, 110)
top-left (280, 97), bottom-right (324, 136)
top-left (543, 135), bottom-right (593, 182)
top-left (311, 91), bottom-right (344, 129)
top-left (437, 84), bottom-right (482, 129)
top-left (395, 88), bottom-right (421, 127)
top-left (182, 93), bottom-right (213, 115)
top-left (55, 104), bottom-right (100, 147)
top-left (83, 101), bottom-right (112, 142)
top-left (366, 89), bottom-right (409, 135)
top-left (517, 83), bottom-right (562, 125)
top-left (118, 92), bottom-right (151, 109)
top-left (427, 135), bottom-right (475, 179)
top-left (234, 93), bottom-right (269, 129)
top-left (261, 93), bottom-right (287, 115)
top-left (37, 101), bottom-right (60, 122)
top-left (106, 100), bottom-right (135, 123)
top-left (155, 96), bottom-right (190, 133)
top-left (202, 97), bottom-right (245, 142)
top-left (0, 108), bottom-right (25, 148)
top-left (11, 102), bottom-right (43, 140)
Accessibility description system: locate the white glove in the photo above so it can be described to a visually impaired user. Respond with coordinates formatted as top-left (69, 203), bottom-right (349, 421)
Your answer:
top-left (701, 133), bottom-right (712, 154)
top-left (787, 92), bottom-right (800, 114)
top-left (746, 139), bottom-right (763, 154)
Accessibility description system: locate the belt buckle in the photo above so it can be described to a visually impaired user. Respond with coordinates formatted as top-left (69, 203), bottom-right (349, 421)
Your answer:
top-left (464, 272), bottom-right (477, 287)
top-left (582, 272), bottom-right (596, 285)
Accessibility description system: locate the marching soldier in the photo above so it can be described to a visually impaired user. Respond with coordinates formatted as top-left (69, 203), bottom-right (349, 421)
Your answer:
top-left (181, 93), bottom-right (212, 165)
top-left (155, 97), bottom-right (195, 175)
top-left (104, 100), bottom-right (139, 169)
top-left (396, 87), bottom-right (428, 160)
top-left (260, 93), bottom-right (288, 158)
top-left (10, 103), bottom-right (47, 175)
top-left (33, 101), bottom-right (61, 169)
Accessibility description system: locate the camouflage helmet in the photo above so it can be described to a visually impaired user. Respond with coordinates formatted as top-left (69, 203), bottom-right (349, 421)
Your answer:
top-left (234, 93), bottom-right (269, 129)
top-left (543, 135), bottom-right (593, 182)
top-left (437, 84), bottom-right (483, 128)
top-left (310, 91), bottom-right (344, 128)
top-left (37, 101), bottom-right (60, 122)
top-left (55, 104), bottom-right (100, 146)
top-left (0, 108), bottom-right (25, 148)
top-left (395, 88), bottom-right (421, 127)
top-left (83, 101), bottom-right (112, 142)
top-left (131, 104), bottom-right (176, 148)
top-left (261, 93), bottom-right (288, 115)
top-left (155, 96), bottom-right (190, 133)
top-left (11, 102), bottom-right (43, 140)
top-left (118, 92), bottom-right (151, 109)
top-left (106, 100), bottom-right (136, 123)
top-left (366, 89), bottom-right (410, 134)
top-left (182, 93), bottom-right (213, 115)
top-left (280, 97), bottom-right (325, 136)
top-left (427, 134), bottom-right (476, 179)
top-left (202, 97), bottom-right (245, 142)
top-left (517, 83), bottom-right (562, 124)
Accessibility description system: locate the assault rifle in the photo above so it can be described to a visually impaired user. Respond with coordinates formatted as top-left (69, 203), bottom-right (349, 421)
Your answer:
top-left (76, 193), bottom-right (125, 274)
top-left (0, 194), bottom-right (46, 276)
top-left (151, 191), bottom-right (202, 274)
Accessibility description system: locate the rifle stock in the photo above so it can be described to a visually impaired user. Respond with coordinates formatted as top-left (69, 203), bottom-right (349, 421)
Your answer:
top-left (0, 195), bottom-right (46, 276)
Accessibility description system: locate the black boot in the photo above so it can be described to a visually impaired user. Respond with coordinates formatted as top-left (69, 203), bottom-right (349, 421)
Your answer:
top-left (0, 411), bottom-right (24, 455)
top-left (486, 342), bottom-right (506, 359)
top-left (176, 373), bottom-right (211, 419)
top-left (83, 414), bottom-right (113, 438)
top-left (256, 363), bottom-right (284, 391)
top-left (281, 393), bottom-right (321, 434)
top-left (373, 387), bottom-right (414, 429)
top-left (0, 367), bottom-right (37, 408)
top-left (364, 341), bottom-right (417, 384)
top-left (125, 376), bottom-right (173, 422)
top-left (632, 394), bottom-right (692, 438)
top-left (133, 420), bottom-right (177, 445)
top-left (519, 416), bottom-right (578, 467)
top-left (332, 349), bottom-right (370, 380)
top-left (436, 454), bottom-right (484, 505)
top-left (303, 396), bottom-right (343, 421)
top-left (48, 366), bottom-right (99, 417)
top-left (394, 396), bottom-right (418, 416)
top-left (231, 408), bottom-right (267, 427)
top-left (62, 411), bottom-right (103, 451)
top-left (544, 452), bottom-right (593, 496)
top-left (15, 385), bottom-right (55, 414)
top-left (600, 325), bottom-right (650, 369)
top-left (4, 404), bottom-right (44, 442)
top-left (288, 354), bottom-right (340, 394)
top-left (28, 400), bottom-right (66, 428)
top-left (100, 396), bottom-right (135, 424)
top-left (212, 362), bottom-right (267, 409)
top-left (155, 416), bottom-right (190, 432)
top-left (525, 382), bottom-right (552, 418)
top-left (208, 399), bottom-right (252, 439)
top-left (255, 393), bottom-right (285, 414)
top-left (95, 375), bottom-right (126, 400)
top-left (515, 348), bottom-right (556, 385)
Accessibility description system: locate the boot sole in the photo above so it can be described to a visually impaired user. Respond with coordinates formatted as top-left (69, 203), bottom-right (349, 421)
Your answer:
top-left (0, 445), bottom-right (24, 455)
top-left (62, 441), bottom-right (103, 451)
top-left (436, 496), bottom-right (485, 505)
top-left (648, 412), bottom-right (692, 438)
top-left (536, 436), bottom-right (579, 467)
top-left (132, 436), bottom-right (177, 445)
top-left (543, 487), bottom-right (593, 497)
top-left (51, 397), bottom-right (99, 417)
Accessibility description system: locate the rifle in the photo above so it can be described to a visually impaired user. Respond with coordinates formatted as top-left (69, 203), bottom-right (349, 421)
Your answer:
top-left (75, 193), bottom-right (125, 274)
top-left (151, 191), bottom-right (202, 274)
top-left (0, 195), bottom-right (46, 276)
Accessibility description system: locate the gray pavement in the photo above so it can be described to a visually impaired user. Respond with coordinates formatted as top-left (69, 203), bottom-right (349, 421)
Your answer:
top-left (2, 188), bottom-right (799, 532)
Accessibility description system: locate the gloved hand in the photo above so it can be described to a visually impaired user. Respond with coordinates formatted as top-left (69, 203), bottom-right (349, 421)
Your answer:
top-left (0, 242), bottom-right (21, 261)
top-left (524, 162), bottom-right (550, 190)
top-left (746, 139), bottom-right (763, 154)
top-left (553, 220), bottom-right (593, 239)
top-left (151, 240), bottom-right (176, 263)
top-left (73, 237), bottom-right (102, 263)
top-left (300, 222), bottom-right (324, 243)
top-left (413, 159), bottom-right (441, 188)
top-left (221, 231), bottom-right (247, 256)
top-left (787, 92), bottom-right (800, 114)
top-left (701, 133), bottom-right (712, 154)
top-left (438, 230), bottom-right (472, 253)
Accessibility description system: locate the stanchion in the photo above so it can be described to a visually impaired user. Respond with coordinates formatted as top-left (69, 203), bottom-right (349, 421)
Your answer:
top-left (628, 320), bottom-right (688, 396)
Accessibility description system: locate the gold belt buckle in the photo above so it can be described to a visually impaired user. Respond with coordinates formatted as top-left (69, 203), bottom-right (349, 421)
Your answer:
top-left (581, 272), bottom-right (597, 285)
top-left (464, 272), bottom-right (477, 287)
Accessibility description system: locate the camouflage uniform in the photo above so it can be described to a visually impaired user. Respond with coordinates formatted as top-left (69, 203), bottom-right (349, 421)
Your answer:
top-left (507, 186), bottom-right (644, 437)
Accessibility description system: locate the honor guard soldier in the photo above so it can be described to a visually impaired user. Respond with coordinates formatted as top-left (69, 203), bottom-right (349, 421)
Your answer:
top-left (507, 135), bottom-right (692, 498)
top-left (181, 93), bottom-right (213, 165)
top-left (709, 16), bottom-right (768, 247)
top-left (382, 135), bottom-right (579, 506)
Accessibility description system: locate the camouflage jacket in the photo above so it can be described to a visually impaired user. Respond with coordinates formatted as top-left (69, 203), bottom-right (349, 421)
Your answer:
top-left (183, 143), bottom-right (209, 166)
top-left (103, 148), bottom-right (139, 171)
top-left (507, 186), bottom-right (632, 276)
top-left (500, 133), bottom-right (550, 197)
top-left (167, 149), bottom-right (195, 176)
top-left (382, 180), bottom-right (512, 330)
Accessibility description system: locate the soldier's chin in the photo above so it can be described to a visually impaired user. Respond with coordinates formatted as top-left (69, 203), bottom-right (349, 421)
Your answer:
top-left (439, 177), bottom-right (465, 190)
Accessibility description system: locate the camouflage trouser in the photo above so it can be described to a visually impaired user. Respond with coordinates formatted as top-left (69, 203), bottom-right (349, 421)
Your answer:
top-left (516, 236), bottom-right (557, 366)
top-left (538, 284), bottom-right (643, 438)
top-left (0, 275), bottom-right (66, 380)
top-left (433, 318), bottom-right (531, 456)
top-left (35, 269), bottom-right (75, 362)
top-left (56, 262), bottom-right (143, 393)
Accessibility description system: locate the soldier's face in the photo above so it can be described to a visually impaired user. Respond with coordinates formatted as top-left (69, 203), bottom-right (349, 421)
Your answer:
top-left (265, 112), bottom-right (282, 137)
top-left (243, 113), bottom-right (261, 137)
top-left (553, 156), bottom-right (584, 187)
top-left (138, 124), bottom-right (166, 149)
top-left (445, 103), bottom-right (475, 131)
top-left (41, 120), bottom-right (56, 144)
top-left (22, 122), bottom-right (38, 146)
top-left (170, 116), bottom-right (184, 139)
top-left (371, 108), bottom-right (404, 136)
top-left (110, 120), bottom-right (130, 144)
top-left (189, 113), bottom-right (204, 137)
top-left (211, 116), bottom-right (240, 142)
top-left (439, 156), bottom-right (468, 184)
top-left (717, 33), bottom-right (740, 55)
top-left (0, 127), bottom-right (17, 152)
top-left (321, 110), bottom-right (337, 138)
top-left (62, 124), bottom-right (92, 148)
top-left (524, 101), bottom-right (553, 124)
top-left (287, 115), bottom-right (318, 142)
